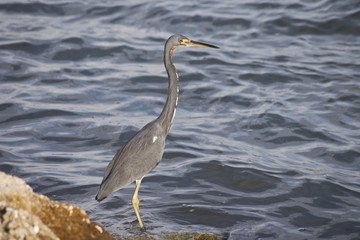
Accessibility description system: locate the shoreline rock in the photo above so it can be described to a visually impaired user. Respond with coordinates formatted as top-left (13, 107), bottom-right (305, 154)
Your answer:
top-left (0, 171), bottom-right (114, 240)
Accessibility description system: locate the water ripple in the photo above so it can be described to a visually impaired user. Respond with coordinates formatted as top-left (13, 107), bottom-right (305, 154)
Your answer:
top-left (0, 0), bottom-right (360, 239)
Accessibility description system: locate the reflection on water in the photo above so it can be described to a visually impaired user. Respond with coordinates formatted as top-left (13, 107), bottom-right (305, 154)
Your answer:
top-left (1, 0), bottom-right (360, 239)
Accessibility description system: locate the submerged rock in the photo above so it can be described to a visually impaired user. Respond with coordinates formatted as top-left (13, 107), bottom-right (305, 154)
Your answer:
top-left (0, 172), bottom-right (114, 240)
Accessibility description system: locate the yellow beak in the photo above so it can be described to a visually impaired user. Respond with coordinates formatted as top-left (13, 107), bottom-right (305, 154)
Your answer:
top-left (181, 39), bottom-right (219, 49)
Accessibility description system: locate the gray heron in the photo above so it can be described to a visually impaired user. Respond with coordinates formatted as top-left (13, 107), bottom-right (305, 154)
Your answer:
top-left (95, 34), bottom-right (219, 229)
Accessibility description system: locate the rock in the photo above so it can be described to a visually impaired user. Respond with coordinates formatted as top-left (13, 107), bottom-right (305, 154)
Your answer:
top-left (0, 172), bottom-right (114, 240)
top-left (0, 204), bottom-right (59, 240)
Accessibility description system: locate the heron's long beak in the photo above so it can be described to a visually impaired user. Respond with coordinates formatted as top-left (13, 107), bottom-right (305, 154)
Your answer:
top-left (182, 39), bottom-right (219, 49)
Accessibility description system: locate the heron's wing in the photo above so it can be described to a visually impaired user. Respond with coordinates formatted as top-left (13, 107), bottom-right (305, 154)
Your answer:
top-left (101, 120), bottom-right (165, 186)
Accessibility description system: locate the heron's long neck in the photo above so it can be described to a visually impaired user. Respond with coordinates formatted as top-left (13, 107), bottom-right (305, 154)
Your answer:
top-left (158, 46), bottom-right (179, 135)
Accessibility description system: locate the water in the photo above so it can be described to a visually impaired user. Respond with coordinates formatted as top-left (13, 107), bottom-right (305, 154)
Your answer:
top-left (1, 0), bottom-right (360, 239)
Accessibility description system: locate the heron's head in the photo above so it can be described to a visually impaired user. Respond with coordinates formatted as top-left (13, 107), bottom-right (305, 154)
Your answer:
top-left (167, 34), bottom-right (219, 49)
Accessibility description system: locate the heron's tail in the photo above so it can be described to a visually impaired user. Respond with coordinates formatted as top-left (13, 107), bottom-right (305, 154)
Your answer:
top-left (95, 193), bottom-right (105, 202)
top-left (95, 185), bottom-right (108, 202)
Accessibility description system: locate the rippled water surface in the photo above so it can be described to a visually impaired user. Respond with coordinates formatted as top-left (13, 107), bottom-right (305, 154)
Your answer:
top-left (1, 0), bottom-right (360, 239)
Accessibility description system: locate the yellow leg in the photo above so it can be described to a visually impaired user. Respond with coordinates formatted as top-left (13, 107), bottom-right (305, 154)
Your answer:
top-left (132, 177), bottom-right (144, 229)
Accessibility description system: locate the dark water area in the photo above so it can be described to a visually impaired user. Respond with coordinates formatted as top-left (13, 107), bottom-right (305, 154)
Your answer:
top-left (1, 0), bottom-right (360, 239)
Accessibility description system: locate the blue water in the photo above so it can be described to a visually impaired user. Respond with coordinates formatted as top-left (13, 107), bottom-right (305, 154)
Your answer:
top-left (1, 0), bottom-right (360, 239)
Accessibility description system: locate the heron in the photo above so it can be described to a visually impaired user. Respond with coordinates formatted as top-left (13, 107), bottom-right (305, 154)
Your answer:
top-left (95, 34), bottom-right (218, 229)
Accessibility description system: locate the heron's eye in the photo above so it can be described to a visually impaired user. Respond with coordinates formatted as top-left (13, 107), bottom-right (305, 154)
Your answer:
top-left (179, 39), bottom-right (183, 43)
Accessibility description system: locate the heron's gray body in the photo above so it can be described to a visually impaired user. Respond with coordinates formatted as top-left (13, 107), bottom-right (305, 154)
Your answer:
top-left (95, 120), bottom-right (166, 201)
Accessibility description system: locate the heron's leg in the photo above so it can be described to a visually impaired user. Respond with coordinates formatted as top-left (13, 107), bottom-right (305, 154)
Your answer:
top-left (132, 177), bottom-right (144, 229)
